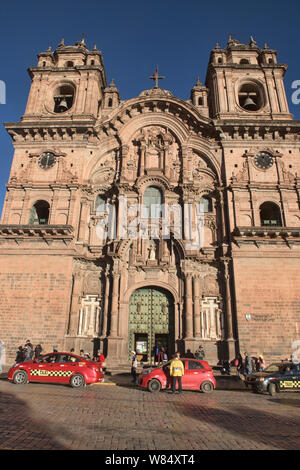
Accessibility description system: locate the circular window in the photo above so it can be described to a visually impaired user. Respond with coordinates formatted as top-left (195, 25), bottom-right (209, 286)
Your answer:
top-left (53, 84), bottom-right (75, 113)
top-left (238, 82), bottom-right (264, 112)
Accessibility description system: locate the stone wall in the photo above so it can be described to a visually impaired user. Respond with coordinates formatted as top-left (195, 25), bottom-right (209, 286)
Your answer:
top-left (233, 252), bottom-right (300, 363)
top-left (0, 254), bottom-right (73, 364)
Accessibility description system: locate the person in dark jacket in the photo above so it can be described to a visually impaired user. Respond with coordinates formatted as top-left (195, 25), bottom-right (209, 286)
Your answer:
top-left (195, 345), bottom-right (205, 360)
top-left (34, 344), bottom-right (42, 359)
top-left (243, 352), bottom-right (252, 376)
top-left (23, 340), bottom-right (34, 362)
top-left (15, 346), bottom-right (24, 364)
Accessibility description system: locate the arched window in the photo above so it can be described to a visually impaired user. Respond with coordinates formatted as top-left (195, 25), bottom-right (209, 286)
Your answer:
top-left (259, 202), bottom-right (282, 227)
top-left (108, 98), bottom-right (113, 107)
top-left (95, 195), bottom-right (106, 215)
top-left (200, 196), bottom-right (213, 213)
top-left (240, 59), bottom-right (250, 64)
top-left (53, 84), bottom-right (75, 113)
top-left (198, 97), bottom-right (203, 106)
top-left (142, 186), bottom-right (163, 219)
top-left (29, 200), bottom-right (50, 225)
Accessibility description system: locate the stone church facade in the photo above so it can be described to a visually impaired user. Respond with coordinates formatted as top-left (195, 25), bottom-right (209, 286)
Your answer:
top-left (1, 36), bottom-right (300, 365)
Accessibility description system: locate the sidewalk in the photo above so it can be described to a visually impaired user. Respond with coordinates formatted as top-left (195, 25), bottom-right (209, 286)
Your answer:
top-left (1, 364), bottom-right (247, 390)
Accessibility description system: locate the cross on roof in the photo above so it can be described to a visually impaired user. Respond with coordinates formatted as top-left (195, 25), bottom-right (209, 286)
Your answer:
top-left (149, 67), bottom-right (165, 88)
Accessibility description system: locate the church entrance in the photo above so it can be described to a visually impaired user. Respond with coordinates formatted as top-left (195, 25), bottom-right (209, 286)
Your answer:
top-left (128, 287), bottom-right (175, 364)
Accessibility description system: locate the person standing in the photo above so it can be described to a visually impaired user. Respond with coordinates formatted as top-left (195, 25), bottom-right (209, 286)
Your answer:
top-left (170, 353), bottom-right (185, 394)
top-left (23, 340), bottom-right (33, 362)
top-left (244, 352), bottom-right (252, 376)
top-left (131, 351), bottom-right (138, 384)
top-left (234, 353), bottom-right (243, 375)
top-left (257, 355), bottom-right (266, 371)
top-left (34, 344), bottom-right (42, 359)
top-left (15, 346), bottom-right (24, 364)
top-left (195, 345), bottom-right (205, 360)
top-left (163, 349), bottom-right (168, 363)
top-left (157, 347), bottom-right (164, 364)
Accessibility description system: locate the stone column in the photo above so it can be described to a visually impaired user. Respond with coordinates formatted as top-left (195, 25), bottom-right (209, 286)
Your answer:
top-left (109, 272), bottom-right (120, 338)
top-left (68, 272), bottom-right (83, 336)
top-left (101, 271), bottom-right (110, 337)
top-left (184, 273), bottom-right (193, 339)
top-left (77, 198), bottom-right (89, 241)
top-left (193, 276), bottom-right (201, 338)
top-left (140, 145), bottom-right (146, 175)
top-left (223, 259), bottom-right (234, 341)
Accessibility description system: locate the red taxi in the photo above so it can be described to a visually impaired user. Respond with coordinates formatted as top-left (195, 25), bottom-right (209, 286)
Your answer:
top-left (8, 352), bottom-right (104, 388)
top-left (138, 358), bottom-right (216, 393)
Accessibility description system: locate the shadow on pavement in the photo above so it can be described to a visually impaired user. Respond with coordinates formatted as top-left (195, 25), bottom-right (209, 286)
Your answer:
top-left (268, 397), bottom-right (300, 407)
top-left (181, 402), bottom-right (300, 450)
top-left (0, 389), bottom-right (68, 450)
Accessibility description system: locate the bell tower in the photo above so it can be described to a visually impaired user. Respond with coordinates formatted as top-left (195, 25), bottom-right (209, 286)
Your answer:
top-left (205, 36), bottom-right (293, 121)
top-left (22, 37), bottom-right (107, 122)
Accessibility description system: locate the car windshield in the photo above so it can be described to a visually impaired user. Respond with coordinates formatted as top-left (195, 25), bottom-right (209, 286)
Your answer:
top-left (264, 363), bottom-right (286, 373)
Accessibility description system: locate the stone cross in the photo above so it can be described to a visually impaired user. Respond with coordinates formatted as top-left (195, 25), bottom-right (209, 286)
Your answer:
top-left (149, 67), bottom-right (165, 88)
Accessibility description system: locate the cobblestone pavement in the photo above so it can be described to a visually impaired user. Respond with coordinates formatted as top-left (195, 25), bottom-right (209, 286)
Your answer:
top-left (0, 373), bottom-right (299, 451)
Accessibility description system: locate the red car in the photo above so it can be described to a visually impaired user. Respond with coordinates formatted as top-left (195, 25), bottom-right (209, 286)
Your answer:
top-left (8, 352), bottom-right (104, 388)
top-left (138, 358), bottom-right (216, 393)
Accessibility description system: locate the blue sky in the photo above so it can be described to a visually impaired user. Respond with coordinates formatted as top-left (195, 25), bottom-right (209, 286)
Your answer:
top-left (1, 0), bottom-right (300, 215)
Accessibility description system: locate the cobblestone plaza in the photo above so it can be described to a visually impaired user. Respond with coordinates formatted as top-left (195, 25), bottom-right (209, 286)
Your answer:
top-left (0, 373), bottom-right (299, 452)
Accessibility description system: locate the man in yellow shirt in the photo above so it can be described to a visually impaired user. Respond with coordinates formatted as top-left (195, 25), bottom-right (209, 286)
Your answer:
top-left (169, 353), bottom-right (184, 394)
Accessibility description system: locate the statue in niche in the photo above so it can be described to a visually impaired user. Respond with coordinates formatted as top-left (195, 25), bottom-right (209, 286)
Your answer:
top-left (147, 241), bottom-right (157, 261)
top-left (148, 245), bottom-right (156, 260)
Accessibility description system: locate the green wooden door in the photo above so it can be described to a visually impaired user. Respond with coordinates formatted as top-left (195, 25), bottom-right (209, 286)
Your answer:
top-left (128, 287), bottom-right (174, 362)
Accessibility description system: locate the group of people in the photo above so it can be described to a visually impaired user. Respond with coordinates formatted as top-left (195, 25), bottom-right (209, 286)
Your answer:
top-left (130, 345), bottom-right (270, 389)
top-left (12, 342), bottom-right (106, 368)
top-left (232, 352), bottom-right (266, 376)
top-left (14, 340), bottom-right (43, 364)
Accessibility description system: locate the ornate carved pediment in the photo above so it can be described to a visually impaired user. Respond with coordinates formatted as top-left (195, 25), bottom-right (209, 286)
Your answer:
top-left (90, 152), bottom-right (116, 187)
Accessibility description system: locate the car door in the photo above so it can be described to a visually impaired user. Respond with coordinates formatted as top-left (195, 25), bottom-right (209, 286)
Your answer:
top-left (279, 365), bottom-right (297, 391)
top-left (183, 360), bottom-right (205, 390)
top-left (52, 354), bottom-right (76, 384)
top-left (28, 354), bottom-right (57, 382)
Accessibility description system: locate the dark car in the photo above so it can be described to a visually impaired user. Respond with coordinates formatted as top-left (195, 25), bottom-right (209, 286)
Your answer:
top-left (138, 358), bottom-right (216, 393)
top-left (245, 361), bottom-right (300, 396)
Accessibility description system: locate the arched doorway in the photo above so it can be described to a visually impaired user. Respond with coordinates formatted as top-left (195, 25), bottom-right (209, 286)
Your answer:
top-left (128, 287), bottom-right (175, 363)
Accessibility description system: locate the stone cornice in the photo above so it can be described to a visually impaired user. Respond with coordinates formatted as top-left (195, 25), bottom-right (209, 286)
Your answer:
top-left (215, 121), bottom-right (300, 141)
top-left (0, 224), bottom-right (74, 240)
top-left (233, 226), bottom-right (300, 246)
top-left (4, 121), bottom-right (97, 143)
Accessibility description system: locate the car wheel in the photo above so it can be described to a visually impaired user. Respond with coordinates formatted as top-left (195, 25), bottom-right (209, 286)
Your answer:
top-left (13, 370), bottom-right (28, 385)
top-left (147, 379), bottom-right (161, 393)
top-left (70, 373), bottom-right (85, 388)
top-left (268, 383), bottom-right (277, 397)
top-left (200, 381), bottom-right (214, 393)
